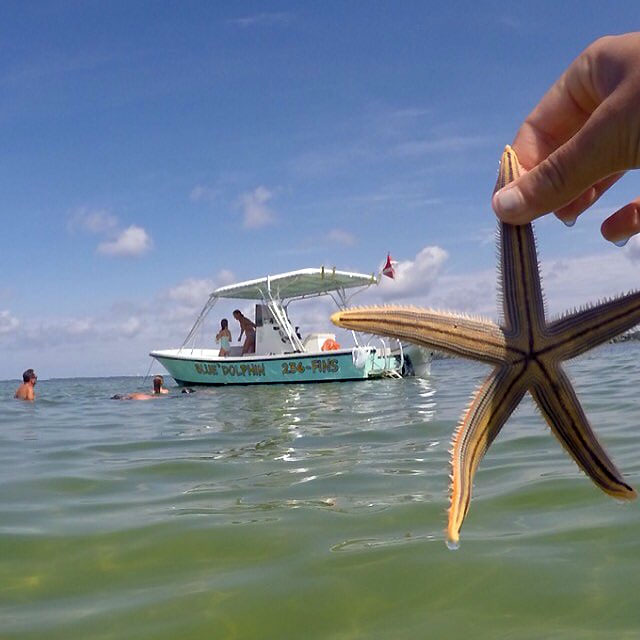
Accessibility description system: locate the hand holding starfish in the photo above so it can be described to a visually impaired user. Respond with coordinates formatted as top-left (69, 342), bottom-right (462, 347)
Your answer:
top-left (492, 32), bottom-right (640, 246)
top-left (332, 146), bottom-right (639, 548)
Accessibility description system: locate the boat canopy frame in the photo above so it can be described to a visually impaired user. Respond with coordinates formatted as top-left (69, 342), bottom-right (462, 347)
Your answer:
top-left (179, 267), bottom-right (379, 352)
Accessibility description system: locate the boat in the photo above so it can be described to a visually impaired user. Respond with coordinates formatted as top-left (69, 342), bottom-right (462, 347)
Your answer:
top-left (150, 267), bottom-right (431, 386)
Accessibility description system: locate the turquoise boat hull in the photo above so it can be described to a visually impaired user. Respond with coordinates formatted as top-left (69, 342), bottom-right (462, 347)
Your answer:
top-left (150, 348), bottom-right (397, 386)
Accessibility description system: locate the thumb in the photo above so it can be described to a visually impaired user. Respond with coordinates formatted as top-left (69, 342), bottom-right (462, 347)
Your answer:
top-left (493, 105), bottom-right (625, 224)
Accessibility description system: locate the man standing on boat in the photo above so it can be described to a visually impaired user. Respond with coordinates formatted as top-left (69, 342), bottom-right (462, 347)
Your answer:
top-left (233, 309), bottom-right (256, 355)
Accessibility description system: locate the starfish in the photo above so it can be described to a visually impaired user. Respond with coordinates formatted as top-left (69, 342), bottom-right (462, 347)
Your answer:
top-left (332, 145), bottom-right (639, 548)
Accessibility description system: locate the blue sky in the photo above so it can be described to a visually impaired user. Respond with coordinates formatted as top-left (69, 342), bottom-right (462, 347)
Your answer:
top-left (1, 2), bottom-right (639, 379)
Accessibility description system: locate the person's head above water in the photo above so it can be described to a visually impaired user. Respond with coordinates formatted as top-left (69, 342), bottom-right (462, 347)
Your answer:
top-left (15, 368), bottom-right (37, 401)
top-left (153, 375), bottom-right (164, 394)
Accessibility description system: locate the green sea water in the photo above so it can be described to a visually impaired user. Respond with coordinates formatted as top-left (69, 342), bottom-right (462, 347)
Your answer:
top-left (2, 345), bottom-right (640, 639)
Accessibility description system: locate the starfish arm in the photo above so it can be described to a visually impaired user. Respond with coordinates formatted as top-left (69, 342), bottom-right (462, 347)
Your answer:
top-left (529, 362), bottom-right (636, 499)
top-left (496, 149), bottom-right (546, 336)
top-left (448, 364), bottom-right (527, 546)
top-left (331, 307), bottom-right (509, 365)
top-left (545, 292), bottom-right (640, 360)
top-left (499, 222), bottom-right (546, 336)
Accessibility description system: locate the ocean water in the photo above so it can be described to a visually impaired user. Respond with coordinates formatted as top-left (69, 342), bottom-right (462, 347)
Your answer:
top-left (2, 345), bottom-right (640, 639)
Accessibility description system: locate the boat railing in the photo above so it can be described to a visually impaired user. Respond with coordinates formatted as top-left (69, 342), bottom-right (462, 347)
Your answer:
top-left (365, 337), bottom-right (403, 377)
top-left (379, 338), bottom-right (391, 373)
top-left (396, 339), bottom-right (404, 374)
top-left (262, 287), bottom-right (305, 353)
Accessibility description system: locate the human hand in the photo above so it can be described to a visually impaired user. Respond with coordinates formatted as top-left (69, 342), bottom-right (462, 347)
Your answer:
top-left (492, 32), bottom-right (640, 245)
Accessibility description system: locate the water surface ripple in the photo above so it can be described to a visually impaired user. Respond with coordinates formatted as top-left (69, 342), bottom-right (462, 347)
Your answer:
top-left (2, 345), bottom-right (640, 639)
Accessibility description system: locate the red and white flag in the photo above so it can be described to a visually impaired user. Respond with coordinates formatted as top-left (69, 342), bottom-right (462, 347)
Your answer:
top-left (382, 253), bottom-right (396, 279)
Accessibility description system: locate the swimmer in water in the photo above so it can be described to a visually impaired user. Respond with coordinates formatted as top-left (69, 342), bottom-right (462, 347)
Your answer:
top-left (14, 368), bottom-right (37, 402)
top-left (112, 375), bottom-right (169, 400)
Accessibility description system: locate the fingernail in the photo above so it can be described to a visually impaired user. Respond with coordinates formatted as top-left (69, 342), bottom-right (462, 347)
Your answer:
top-left (562, 216), bottom-right (577, 228)
top-left (612, 237), bottom-right (630, 247)
top-left (494, 186), bottom-right (525, 218)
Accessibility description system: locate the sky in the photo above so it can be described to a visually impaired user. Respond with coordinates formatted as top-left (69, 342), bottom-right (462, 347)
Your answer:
top-left (1, 2), bottom-right (639, 379)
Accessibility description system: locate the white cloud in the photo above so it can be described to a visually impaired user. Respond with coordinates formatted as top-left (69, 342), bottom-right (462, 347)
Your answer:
top-left (190, 184), bottom-right (220, 204)
top-left (64, 318), bottom-right (94, 335)
top-left (0, 310), bottom-right (19, 335)
top-left (239, 186), bottom-right (276, 229)
top-left (16, 271), bottom-right (231, 350)
top-left (431, 269), bottom-right (496, 317)
top-left (167, 270), bottom-right (235, 308)
top-left (396, 248), bottom-right (640, 322)
top-left (216, 269), bottom-right (236, 286)
top-left (624, 235), bottom-right (640, 263)
top-left (69, 208), bottom-right (153, 259)
top-left (541, 251), bottom-right (640, 317)
top-left (376, 246), bottom-right (449, 301)
top-left (4, 240), bottom-right (639, 379)
top-left (228, 12), bottom-right (292, 28)
top-left (470, 226), bottom-right (498, 247)
top-left (328, 228), bottom-right (356, 246)
top-left (168, 278), bottom-right (216, 306)
top-left (97, 225), bottom-right (152, 257)
top-left (393, 135), bottom-right (491, 158)
top-left (0, 270), bottom-right (246, 377)
top-left (119, 317), bottom-right (142, 337)
top-left (68, 208), bottom-right (118, 234)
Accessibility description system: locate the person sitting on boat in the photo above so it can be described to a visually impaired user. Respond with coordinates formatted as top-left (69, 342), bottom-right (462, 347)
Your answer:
top-left (233, 309), bottom-right (256, 355)
top-left (215, 318), bottom-right (232, 356)
top-left (112, 375), bottom-right (169, 400)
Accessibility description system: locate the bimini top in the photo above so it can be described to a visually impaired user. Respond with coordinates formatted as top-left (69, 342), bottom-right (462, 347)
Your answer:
top-left (211, 267), bottom-right (377, 300)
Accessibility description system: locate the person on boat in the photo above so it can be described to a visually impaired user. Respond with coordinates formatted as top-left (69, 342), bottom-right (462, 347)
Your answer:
top-left (233, 309), bottom-right (256, 355)
top-left (492, 32), bottom-right (640, 246)
top-left (215, 318), bottom-right (232, 356)
top-left (112, 375), bottom-right (169, 400)
top-left (15, 368), bottom-right (37, 401)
